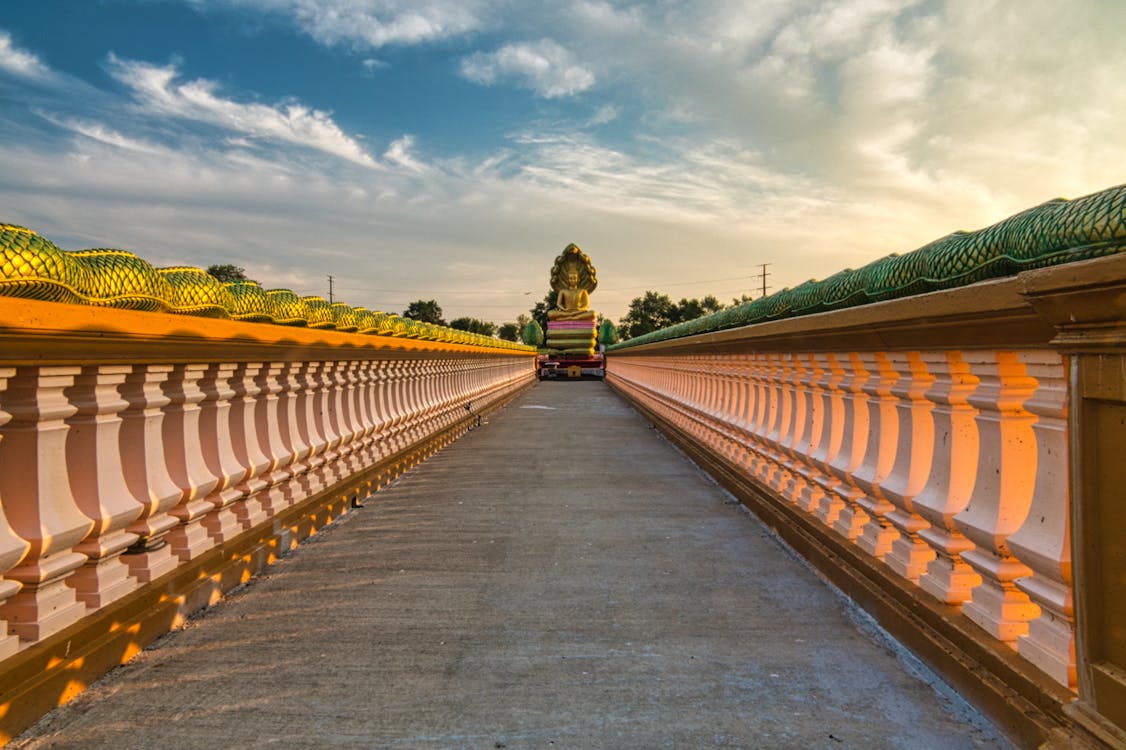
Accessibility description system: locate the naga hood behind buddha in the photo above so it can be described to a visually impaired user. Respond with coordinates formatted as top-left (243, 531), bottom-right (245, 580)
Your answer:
top-left (545, 244), bottom-right (599, 355)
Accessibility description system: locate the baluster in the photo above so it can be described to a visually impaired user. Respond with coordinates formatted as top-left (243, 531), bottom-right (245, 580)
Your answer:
top-left (724, 357), bottom-right (747, 462)
top-left (284, 361), bottom-right (313, 476)
top-left (345, 360), bottom-right (369, 458)
top-left (743, 354), bottom-right (771, 475)
top-left (290, 360), bottom-right (327, 499)
top-left (671, 360), bottom-right (689, 434)
top-left (1005, 352), bottom-right (1073, 685)
top-left (800, 353), bottom-right (844, 513)
top-left (441, 360), bottom-right (459, 430)
top-left (789, 354), bottom-right (824, 511)
top-left (303, 361), bottom-right (331, 472)
top-left (353, 361), bottom-right (377, 463)
top-left (341, 360), bottom-right (366, 473)
top-left (232, 362), bottom-right (273, 494)
top-left (258, 362), bottom-right (293, 481)
top-left (775, 354), bottom-right (810, 502)
top-left (64, 365), bottom-right (143, 609)
top-left (257, 361), bottom-right (302, 516)
top-left (414, 358), bottom-right (433, 447)
top-left (332, 360), bottom-right (361, 476)
top-left (829, 353), bottom-right (873, 539)
top-left (749, 354), bottom-right (781, 481)
top-left (708, 357), bottom-right (728, 454)
top-left (437, 359), bottom-right (453, 431)
top-left (118, 365), bottom-right (181, 583)
top-left (397, 359), bottom-right (418, 450)
top-left (718, 357), bottom-right (741, 462)
top-left (696, 357), bottom-right (717, 449)
top-left (915, 352), bottom-right (983, 605)
top-left (708, 358), bottom-right (724, 451)
top-left (880, 352), bottom-right (938, 582)
top-left (162, 364), bottom-right (218, 561)
top-left (0, 367), bottom-right (93, 641)
top-left (408, 358), bottom-right (427, 447)
top-left (255, 361), bottom-right (295, 498)
top-left (680, 359), bottom-right (699, 436)
top-left (319, 361), bottom-right (345, 481)
top-left (955, 351), bottom-right (1041, 646)
top-left (227, 362), bottom-right (272, 528)
top-left (371, 360), bottom-right (392, 461)
top-left (197, 363), bottom-right (246, 544)
top-left (385, 360), bottom-right (407, 453)
top-left (730, 355), bottom-right (755, 468)
top-left (0, 367), bottom-right (31, 657)
top-left (852, 352), bottom-right (901, 559)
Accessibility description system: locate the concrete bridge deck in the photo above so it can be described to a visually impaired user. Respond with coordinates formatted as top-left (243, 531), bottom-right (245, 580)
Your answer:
top-left (12, 382), bottom-right (1007, 749)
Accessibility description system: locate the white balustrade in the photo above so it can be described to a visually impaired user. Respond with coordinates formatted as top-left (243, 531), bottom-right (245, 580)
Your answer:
top-left (0, 342), bottom-right (533, 655)
top-left (607, 344), bottom-right (1074, 688)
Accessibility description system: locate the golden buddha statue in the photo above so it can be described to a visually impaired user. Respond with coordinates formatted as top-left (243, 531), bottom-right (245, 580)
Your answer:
top-left (548, 266), bottom-right (596, 321)
top-left (547, 244), bottom-right (598, 322)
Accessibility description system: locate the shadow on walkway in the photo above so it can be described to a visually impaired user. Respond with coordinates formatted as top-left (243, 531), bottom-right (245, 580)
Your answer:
top-left (13, 382), bottom-right (1008, 749)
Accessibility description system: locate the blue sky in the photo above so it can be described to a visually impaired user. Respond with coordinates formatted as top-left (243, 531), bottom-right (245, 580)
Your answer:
top-left (1, 1), bottom-right (1124, 324)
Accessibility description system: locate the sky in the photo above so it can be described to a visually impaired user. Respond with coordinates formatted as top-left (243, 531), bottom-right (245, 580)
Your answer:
top-left (1, 0), bottom-right (1123, 325)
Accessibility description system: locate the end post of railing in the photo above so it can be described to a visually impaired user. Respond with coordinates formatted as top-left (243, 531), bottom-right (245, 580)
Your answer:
top-left (1020, 254), bottom-right (1126, 747)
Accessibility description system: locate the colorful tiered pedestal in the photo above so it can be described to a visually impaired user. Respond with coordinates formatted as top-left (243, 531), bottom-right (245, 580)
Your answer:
top-left (547, 319), bottom-right (597, 355)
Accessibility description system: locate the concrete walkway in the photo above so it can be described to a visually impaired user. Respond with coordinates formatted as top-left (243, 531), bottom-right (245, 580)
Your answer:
top-left (13, 382), bottom-right (1007, 749)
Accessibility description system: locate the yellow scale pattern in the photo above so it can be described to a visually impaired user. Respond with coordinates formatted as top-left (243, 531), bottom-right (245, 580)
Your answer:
top-left (0, 223), bottom-right (534, 351)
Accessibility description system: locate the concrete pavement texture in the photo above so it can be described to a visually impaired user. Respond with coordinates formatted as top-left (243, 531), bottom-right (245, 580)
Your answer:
top-left (12, 381), bottom-right (1008, 749)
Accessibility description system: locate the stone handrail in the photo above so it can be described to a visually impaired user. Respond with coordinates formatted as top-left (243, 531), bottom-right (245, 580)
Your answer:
top-left (0, 295), bottom-right (536, 741)
top-left (605, 252), bottom-right (1126, 749)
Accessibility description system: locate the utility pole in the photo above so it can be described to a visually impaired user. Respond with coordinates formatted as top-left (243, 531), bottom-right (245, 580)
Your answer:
top-left (327, 275), bottom-right (334, 304)
top-left (755, 263), bottom-right (772, 298)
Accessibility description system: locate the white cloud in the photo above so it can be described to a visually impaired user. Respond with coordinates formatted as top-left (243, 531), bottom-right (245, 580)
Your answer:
top-left (0, 30), bottom-right (52, 80)
top-left (460, 39), bottom-right (595, 98)
top-left (37, 113), bottom-right (166, 155)
top-left (4, 1), bottom-right (1126, 325)
top-left (383, 135), bottom-right (428, 173)
top-left (106, 55), bottom-right (377, 167)
top-left (587, 104), bottom-right (619, 126)
top-left (191, 0), bottom-right (487, 48)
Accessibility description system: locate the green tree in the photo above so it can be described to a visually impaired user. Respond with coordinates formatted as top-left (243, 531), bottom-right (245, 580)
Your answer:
top-left (529, 290), bottom-right (555, 334)
top-left (497, 322), bottom-right (521, 341)
top-left (618, 291), bottom-right (676, 339)
top-left (206, 264), bottom-right (251, 283)
top-left (597, 319), bottom-right (619, 346)
top-left (403, 299), bottom-right (445, 325)
top-left (522, 319), bottom-right (544, 347)
top-left (672, 294), bottom-right (724, 323)
top-left (449, 317), bottom-right (496, 336)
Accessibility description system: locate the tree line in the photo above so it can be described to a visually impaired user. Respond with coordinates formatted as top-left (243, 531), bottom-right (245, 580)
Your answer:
top-left (380, 294), bottom-right (752, 343)
top-left (204, 265), bottom-right (746, 343)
